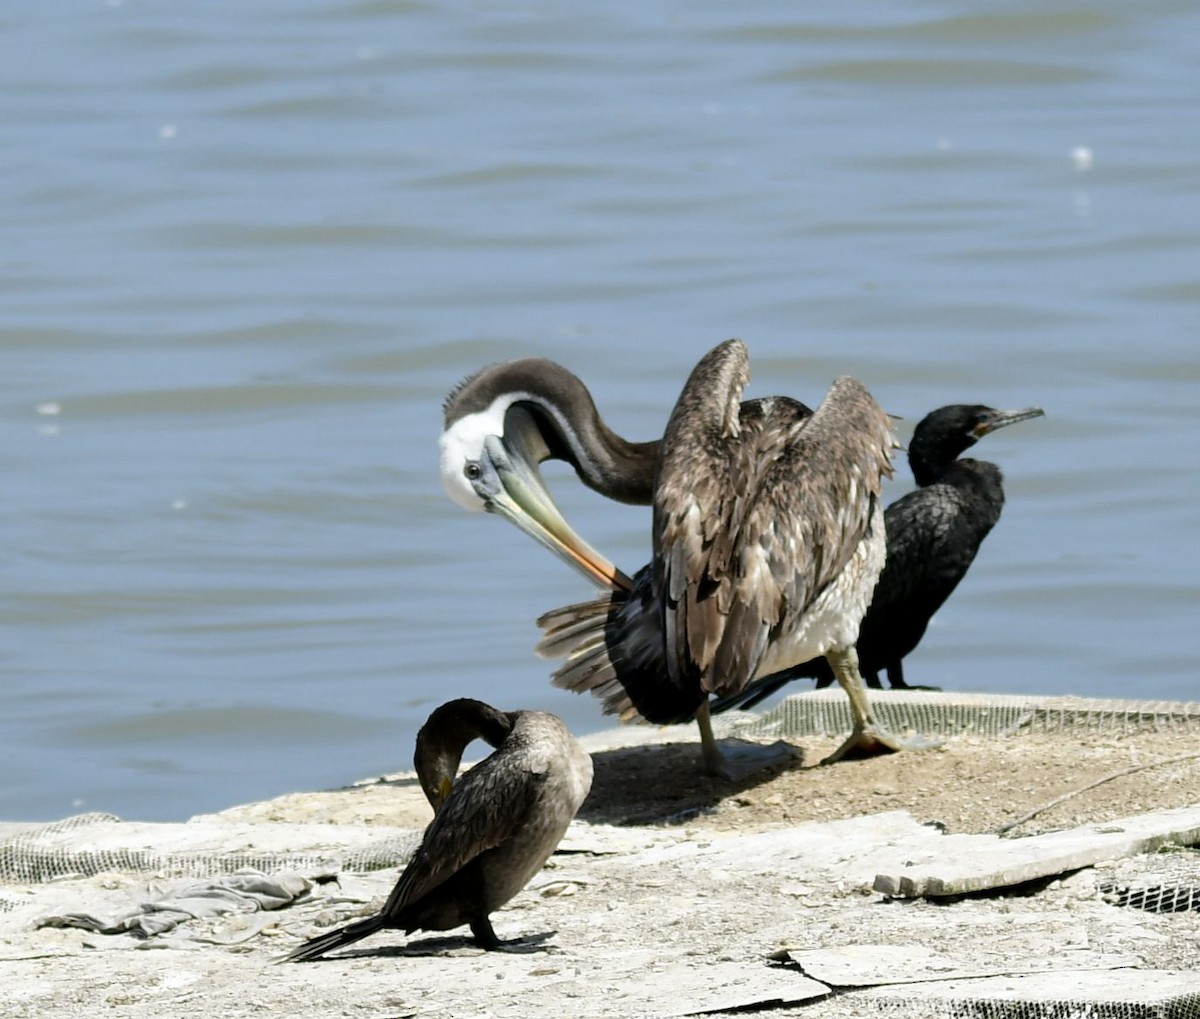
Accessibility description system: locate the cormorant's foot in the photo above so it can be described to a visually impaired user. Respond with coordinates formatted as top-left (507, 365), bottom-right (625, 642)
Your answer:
top-left (821, 724), bottom-right (941, 764)
top-left (484, 931), bottom-right (557, 953)
top-left (470, 916), bottom-right (502, 950)
top-left (471, 917), bottom-right (558, 952)
top-left (703, 738), bottom-right (800, 782)
top-left (886, 679), bottom-right (943, 692)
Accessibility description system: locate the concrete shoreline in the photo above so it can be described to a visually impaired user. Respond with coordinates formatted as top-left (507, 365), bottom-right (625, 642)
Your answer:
top-left (3, 701), bottom-right (1200, 1018)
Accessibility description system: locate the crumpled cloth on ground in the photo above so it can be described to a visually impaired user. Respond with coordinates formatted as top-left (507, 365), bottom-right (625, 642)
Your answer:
top-left (37, 868), bottom-right (313, 939)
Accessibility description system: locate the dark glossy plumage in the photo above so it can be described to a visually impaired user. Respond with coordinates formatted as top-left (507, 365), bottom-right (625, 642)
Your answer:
top-left (286, 699), bottom-right (592, 961)
top-left (712, 403), bottom-right (1044, 711)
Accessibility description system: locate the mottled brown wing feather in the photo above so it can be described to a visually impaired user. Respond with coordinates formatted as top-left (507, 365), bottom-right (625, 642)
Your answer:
top-left (759, 377), bottom-right (894, 604)
top-left (653, 340), bottom-right (750, 689)
top-left (654, 346), bottom-right (895, 699)
top-left (381, 755), bottom-right (542, 918)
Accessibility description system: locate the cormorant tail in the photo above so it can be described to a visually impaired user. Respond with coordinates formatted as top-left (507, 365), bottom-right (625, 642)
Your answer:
top-left (285, 914), bottom-right (386, 963)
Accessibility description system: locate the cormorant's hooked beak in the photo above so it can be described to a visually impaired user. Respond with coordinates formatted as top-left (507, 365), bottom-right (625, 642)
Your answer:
top-left (481, 428), bottom-right (634, 593)
top-left (431, 776), bottom-right (453, 810)
top-left (418, 767), bottom-right (455, 811)
top-left (973, 406), bottom-right (1044, 438)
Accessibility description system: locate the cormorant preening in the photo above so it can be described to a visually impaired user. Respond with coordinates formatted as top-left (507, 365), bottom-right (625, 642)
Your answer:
top-left (441, 340), bottom-right (933, 776)
top-left (712, 403), bottom-right (1045, 711)
top-left (286, 699), bottom-right (592, 961)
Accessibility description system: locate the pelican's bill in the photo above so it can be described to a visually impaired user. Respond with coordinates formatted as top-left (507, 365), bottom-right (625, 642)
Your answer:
top-left (482, 434), bottom-right (633, 592)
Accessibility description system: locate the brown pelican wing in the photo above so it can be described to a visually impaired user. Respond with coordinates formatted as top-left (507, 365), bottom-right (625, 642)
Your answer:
top-left (652, 339), bottom-right (751, 690)
top-left (654, 344), bottom-right (894, 699)
top-left (380, 755), bottom-right (543, 918)
top-left (761, 376), bottom-right (895, 609)
top-left (710, 406), bottom-right (818, 681)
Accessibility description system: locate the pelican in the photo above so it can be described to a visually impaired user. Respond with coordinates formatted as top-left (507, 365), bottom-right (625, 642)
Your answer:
top-left (440, 339), bottom-right (933, 776)
top-left (286, 699), bottom-right (592, 961)
top-left (712, 403), bottom-right (1045, 708)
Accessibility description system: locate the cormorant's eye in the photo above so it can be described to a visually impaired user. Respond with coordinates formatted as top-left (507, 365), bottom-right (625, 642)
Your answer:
top-left (464, 462), bottom-right (482, 481)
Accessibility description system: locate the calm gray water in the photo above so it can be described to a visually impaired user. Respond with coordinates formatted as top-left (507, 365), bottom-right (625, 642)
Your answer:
top-left (2, 1), bottom-right (1197, 822)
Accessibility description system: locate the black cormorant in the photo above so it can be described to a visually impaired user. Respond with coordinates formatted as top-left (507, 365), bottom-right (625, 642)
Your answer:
top-left (286, 699), bottom-right (592, 961)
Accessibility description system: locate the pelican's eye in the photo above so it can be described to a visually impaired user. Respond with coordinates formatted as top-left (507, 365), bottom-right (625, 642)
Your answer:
top-left (464, 462), bottom-right (482, 481)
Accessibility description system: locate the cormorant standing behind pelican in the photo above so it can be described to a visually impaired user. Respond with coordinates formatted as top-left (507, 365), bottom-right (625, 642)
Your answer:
top-left (286, 699), bottom-right (591, 961)
top-left (712, 402), bottom-right (1044, 709)
top-left (441, 339), bottom-right (933, 776)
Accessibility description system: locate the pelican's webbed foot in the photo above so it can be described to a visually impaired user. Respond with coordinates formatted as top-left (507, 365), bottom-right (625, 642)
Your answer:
top-left (821, 722), bottom-right (941, 764)
top-left (705, 738), bottom-right (800, 782)
top-left (822, 646), bottom-right (943, 764)
top-left (695, 700), bottom-right (800, 781)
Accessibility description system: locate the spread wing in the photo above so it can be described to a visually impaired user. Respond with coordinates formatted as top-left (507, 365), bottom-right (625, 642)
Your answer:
top-left (653, 339), bottom-right (752, 693)
top-left (380, 751), bottom-right (545, 918)
top-left (654, 340), bottom-right (894, 699)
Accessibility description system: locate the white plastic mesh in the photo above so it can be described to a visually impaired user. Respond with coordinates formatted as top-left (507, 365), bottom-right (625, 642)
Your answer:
top-left (734, 690), bottom-right (1200, 741)
top-left (1099, 849), bottom-right (1200, 914)
top-left (861, 993), bottom-right (1200, 1019)
top-left (0, 811), bottom-right (419, 885)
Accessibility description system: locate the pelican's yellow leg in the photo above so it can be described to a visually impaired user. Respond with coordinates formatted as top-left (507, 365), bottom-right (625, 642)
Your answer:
top-left (823, 646), bottom-right (941, 763)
